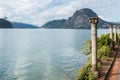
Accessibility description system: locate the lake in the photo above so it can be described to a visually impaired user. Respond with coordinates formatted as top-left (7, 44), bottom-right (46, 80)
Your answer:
top-left (0, 29), bottom-right (109, 80)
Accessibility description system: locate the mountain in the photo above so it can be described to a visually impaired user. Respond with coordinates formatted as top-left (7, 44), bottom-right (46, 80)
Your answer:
top-left (0, 18), bottom-right (13, 28)
top-left (12, 22), bottom-right (39, 28)
top-left (41, 8), bottom-right (111, 29)
top-left (41, 19), bottom-right (66, 28)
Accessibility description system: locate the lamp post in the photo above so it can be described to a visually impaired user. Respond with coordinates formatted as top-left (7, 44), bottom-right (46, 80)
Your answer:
top-left (89, 17), bottom-right (99, 71)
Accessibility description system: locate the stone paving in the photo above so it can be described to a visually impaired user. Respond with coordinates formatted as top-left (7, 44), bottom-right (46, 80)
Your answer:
top-left (97, 46), bottom-right (119, 80)
top-left (109, 47), bottom-right (120, 80)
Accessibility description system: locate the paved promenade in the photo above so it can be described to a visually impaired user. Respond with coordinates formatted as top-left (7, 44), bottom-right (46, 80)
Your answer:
top-left (109, 46), bottom-right (120, 80)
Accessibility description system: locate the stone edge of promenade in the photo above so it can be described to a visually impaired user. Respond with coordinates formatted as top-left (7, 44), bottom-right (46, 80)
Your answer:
top-left (97, 46), bottom-right (119, 80)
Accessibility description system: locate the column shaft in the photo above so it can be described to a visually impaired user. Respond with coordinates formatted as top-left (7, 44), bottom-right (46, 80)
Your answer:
top-left (91, 23), bottom-right (97, 71)
top-left (110, 25), bottom-right (113, 40)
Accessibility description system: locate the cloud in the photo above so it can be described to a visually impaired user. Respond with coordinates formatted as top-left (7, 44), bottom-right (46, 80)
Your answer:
top-left (98, 15), bottom-right (110, 21)
top-left (32, 0), bottom-right (84, 25)
top-left (0, 0), bottom-right (93, 26)
top-left (0, 7), bottom-right (6, 18)
top-left (0, 0), bottom-right (53, 26)
top-left (0, 0), bottom-right (120, 26)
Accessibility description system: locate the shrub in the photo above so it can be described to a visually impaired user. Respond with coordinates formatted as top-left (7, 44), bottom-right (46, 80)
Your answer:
top-left (97, 61), bottom-right (102, 70)
top-left (77, 61), bottom-right (91, 80)
top-left (78, 33), bottom-right (116, 80)
top-left (77, 59), bottom-right (100, 80)
top-left (98, 46), bottom-right (111, 61)
top-left (81, 40), bottom-right (91, 55)
top-left (89, 71), bottom-right (98, 80)
top-left (97, 34), bottom-right (112, 49)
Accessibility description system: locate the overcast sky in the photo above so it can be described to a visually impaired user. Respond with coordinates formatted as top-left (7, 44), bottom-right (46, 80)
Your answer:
top-left (0, 0), bottom-right (120, 26)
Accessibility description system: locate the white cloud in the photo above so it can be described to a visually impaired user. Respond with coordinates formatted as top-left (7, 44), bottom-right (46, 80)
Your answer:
top-left (0, 0), bottom-right (53, 26)
top-left (98, 15), bottom-right (110, 21)
top-left (0, 7), bottom-right (6, 18)
top-left (0, 0), bottom-right (120, 26)
top-left (33, 0), bottom-right (84, 25)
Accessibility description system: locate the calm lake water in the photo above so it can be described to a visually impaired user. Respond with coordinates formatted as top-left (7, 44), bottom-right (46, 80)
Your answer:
top-left (0, 29), bottom-right (109, 80)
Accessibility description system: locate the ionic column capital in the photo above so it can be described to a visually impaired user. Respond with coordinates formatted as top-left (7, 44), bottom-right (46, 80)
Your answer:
top-left (89, 17), bottom-right (99, 24)
top-left (109, 24), bottom-right (113, 29)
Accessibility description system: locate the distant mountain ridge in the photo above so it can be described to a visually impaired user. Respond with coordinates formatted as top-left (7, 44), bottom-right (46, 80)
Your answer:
top-left (12, 22), bottom-right (39, 28)
top-left (0, 18), bottom-right (39, 28)
top-left (0, 18), bottom-right (13, 28)
top-left (41, 19), bottom-right (66, 28)
top-left (41, 8), bottom-right (119, 29)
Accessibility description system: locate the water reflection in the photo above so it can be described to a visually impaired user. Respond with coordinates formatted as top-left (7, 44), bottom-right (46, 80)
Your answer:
top-left (0, 29), bottom-right (110, 80)
top-left (13, 32), bottom-right (31, 80)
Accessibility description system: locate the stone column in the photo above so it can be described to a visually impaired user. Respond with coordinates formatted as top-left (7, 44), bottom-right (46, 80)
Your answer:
top-left (114, 26), bottom-right (117, 42)
top-left (110, 25), bottom-right (113, 40)
top-left (89, 17), bottom-right (99, 71)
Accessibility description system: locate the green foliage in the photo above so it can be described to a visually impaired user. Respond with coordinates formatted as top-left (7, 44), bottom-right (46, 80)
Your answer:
top-left (77, 60), bottom-right (100, 80)
top-left (118, 34), bottom-right (120, 39)
top-left (77, 61), bottom-right (91, 80)
top-left (98, 46), bottom-right (111, 61)
top-left (77, 33), bottom-right (117, 80)
top-left (81, 40), bottom-right (91, 55)
top-left (97, 61), bottom-right (102, 70)
top-left (97, 34), bottom-right (112, 49)
top-left (115, 34), bottom-right (119, 45)
top-left (89, 71), bottom-right (98, 80)
top-left (77, 58), bottom-right (101, 80)
top-left (81, 33), bottom-right (114, 56)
